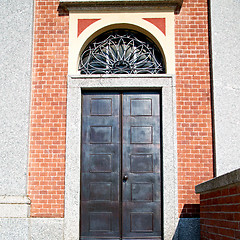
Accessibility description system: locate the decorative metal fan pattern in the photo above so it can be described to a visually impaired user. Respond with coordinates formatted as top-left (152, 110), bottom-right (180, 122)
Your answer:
top-left (79, 30), bottom-right (166, 74)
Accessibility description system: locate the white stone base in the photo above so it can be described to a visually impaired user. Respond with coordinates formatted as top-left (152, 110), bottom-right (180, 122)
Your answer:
top-left (0, 218), bottom-right (64, 240)
top-left (0, 217), bottom-right (200, 240)
top-left (0, 196), bottom-right (30, 218)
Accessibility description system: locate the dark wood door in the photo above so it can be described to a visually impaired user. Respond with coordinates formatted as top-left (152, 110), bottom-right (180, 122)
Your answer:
top-left (81, 92), bottom-right (162, 240)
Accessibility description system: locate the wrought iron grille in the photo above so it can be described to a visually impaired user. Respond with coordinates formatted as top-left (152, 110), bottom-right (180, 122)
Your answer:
top-left (79, 30), bottom-right (166, 74)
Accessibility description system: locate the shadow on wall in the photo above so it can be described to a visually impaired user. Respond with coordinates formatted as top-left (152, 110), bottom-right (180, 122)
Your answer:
top-left (180, 204), bottom-right (200, 218)
top-left (57, 5), bottom-right (69, 17)
top-left (173, 204), bottom-right (200, 240)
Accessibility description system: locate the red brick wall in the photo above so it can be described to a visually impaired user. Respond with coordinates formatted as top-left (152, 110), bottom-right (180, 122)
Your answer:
top-left (200, 184), bottom-right (240, 239)
top-left (28, 0), bottom-right (214, 218)
top-left (175, 0), bottom-right (214, 217)
top-left (28, 0), bottom-right (69, 217)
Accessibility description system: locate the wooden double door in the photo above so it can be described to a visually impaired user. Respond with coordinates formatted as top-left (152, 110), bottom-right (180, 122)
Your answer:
top-left (81, 92), bottom-right (162, 239)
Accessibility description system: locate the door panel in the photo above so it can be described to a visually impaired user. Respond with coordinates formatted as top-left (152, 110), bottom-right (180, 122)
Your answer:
top-left (81, 93), bottom-right (121, 238)
top-left (122, 93), bottom-right (161, 238)
top-left (81, 92), bottom-right (162, 239)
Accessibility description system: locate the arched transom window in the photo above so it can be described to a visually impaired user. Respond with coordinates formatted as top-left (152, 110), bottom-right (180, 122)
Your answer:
top-left (79, 29), bottom-right (166, 74)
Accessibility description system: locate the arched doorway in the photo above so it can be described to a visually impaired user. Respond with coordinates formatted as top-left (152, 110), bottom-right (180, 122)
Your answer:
top-left (64, 25), bottom-right (177, 240)
top-left (80, 29), bottom-right (164, 239)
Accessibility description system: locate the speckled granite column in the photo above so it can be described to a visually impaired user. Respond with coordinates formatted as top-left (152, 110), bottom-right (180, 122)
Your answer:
top-left (0, 0), bottom-right (33, 216)
top-left (210, 0), bottom-right (240, 175)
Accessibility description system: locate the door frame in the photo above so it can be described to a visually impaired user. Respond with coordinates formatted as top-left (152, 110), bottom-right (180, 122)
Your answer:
top-left (64, 74), bottom-right (178, 240)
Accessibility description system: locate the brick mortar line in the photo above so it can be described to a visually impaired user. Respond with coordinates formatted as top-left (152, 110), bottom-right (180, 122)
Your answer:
top-left (201, 212), bottom-right (240, 215)
top-left (200, 203), bottom-right (240, 206)
top-left (201, 224), bottom-right (240, 231)
top-left (201, 193), bottom-right (240, 201)
top-left (201, 231), bottom-right (236, 240)
top-left (201, 219), bottom-right (240, 223)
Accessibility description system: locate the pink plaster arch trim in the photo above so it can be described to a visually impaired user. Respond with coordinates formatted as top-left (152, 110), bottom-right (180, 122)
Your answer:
top-left (143, 18), bottom-right (166, 36)
top-left (78, 19), bottom-right (101, 37)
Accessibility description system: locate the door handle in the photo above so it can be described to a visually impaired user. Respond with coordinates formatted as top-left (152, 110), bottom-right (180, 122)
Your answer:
top-left (123, 175), bottom-right (128, 182)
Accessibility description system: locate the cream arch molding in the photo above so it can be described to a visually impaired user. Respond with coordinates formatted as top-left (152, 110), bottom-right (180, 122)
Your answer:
top-left (68, 12), bottom-right (175, 74)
